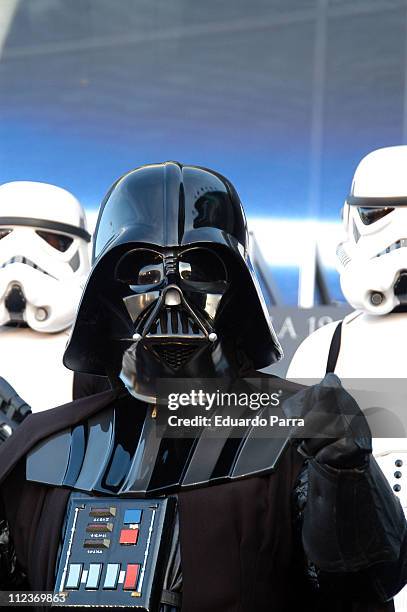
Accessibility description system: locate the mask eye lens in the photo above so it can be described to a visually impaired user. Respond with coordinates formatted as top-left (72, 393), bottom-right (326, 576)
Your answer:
top-left (0, 228), bottom-right (11, 240)
top-left (358, 207), bottom-right (394, 225)
top-left (138, 264), bottom-right (162, 285)
top-left (179, 249), bottom-right (227, 284)
top-left (179, 261), bottom-right (192, 280)
top-left (36, 230), bottom-right (73, 252)
top-left (116, 250), bottom-right (164, 288)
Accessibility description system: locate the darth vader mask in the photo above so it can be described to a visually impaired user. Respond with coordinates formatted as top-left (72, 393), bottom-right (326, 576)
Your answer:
top-left (117, 245), bottom-right (237, 400)
top-left (64, 162), bottom-right (282, 402)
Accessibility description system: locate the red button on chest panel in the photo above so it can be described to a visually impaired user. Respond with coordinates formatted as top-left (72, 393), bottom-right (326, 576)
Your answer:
top-left (123, 564), bottom-right (140, 590)
top-left (119, 528), bottom-right (139, 545)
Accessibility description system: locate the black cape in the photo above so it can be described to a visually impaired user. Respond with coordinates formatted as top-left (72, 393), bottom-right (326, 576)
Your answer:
top-left (0, 388), bottom-right (395, 612)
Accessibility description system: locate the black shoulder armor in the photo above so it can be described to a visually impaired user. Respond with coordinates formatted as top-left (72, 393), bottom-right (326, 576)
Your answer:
top-left (26, 393), bottom-right (292, 496)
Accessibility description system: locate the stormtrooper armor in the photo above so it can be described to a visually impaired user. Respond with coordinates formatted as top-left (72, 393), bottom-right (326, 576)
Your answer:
top-left (0, 181), bottom-right (91, 411)
top-left (288, 145), bottom-right (407, 612)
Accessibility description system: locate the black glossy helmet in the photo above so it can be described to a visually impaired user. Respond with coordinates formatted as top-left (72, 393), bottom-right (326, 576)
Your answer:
top-left (64, 162), bottom-right (282, 387)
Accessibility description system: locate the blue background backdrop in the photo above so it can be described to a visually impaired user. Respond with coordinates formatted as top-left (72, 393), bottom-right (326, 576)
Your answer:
top-left (1, 0), bottom-right (407, 302)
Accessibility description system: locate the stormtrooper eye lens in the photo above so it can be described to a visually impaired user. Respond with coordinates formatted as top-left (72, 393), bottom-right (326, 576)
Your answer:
top-left (116, 249), bottom-right (164, 287)
top-left (179, 249), bottom-right (227, 283)
top-left (358, 207), bottom-right (394, 225)
top-left (36, 230), bottom-right (73, 252)
top-left (0, 228), bottom-right (11, 240)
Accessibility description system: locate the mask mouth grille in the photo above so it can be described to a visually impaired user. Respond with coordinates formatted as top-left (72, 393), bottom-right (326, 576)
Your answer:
top-left (152, 343), bottom-right (199, 370)
top-left (145, 307), bottom-right (205, 338)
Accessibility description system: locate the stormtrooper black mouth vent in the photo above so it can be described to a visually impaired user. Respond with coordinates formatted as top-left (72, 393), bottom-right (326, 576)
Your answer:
top-left (152, 343), bottom-right (199, 370)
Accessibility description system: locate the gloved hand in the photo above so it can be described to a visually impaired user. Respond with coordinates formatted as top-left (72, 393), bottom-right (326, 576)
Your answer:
top-left (283, 373), bottom-right (372, 469)
top-left (0, 377), bottom-right (31, 443)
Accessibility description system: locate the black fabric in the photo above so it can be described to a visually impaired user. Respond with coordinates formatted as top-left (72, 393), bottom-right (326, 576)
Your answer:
top-left (178, 450), bottom-right (396, 612)
top-left (161, 590), bottom-right (182, 608)
top-left (326, 320), bottom-right (343, 374)
top-left (178, 448), bottom-right (305, 612)
top-left (72, 372), bottom-right (111, 400)
top-left (302, 458), bottom-right (406, 575)
top-left (294, 464), bottom-right (397, 611)
top-left (0, 384), bottom-right (402, 611)
top-left (0, 459), bottom-right (70, 592)
top-left (0, 513), bottom-right (28, 589)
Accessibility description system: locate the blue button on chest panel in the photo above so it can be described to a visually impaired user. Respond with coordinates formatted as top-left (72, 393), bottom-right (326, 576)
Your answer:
top-left (124, 508), bottom-right (143, 524)
top-left (54, 497), bottom-right (174, 609)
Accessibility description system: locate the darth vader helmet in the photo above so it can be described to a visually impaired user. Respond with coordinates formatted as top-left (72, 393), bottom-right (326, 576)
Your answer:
top-left (64, 162), bottom-right (282, 402)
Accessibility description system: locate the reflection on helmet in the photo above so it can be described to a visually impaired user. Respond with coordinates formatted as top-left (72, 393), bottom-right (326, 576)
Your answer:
top-left (0, 181), bottom-right (91, 332)
top-left (64, 162), bottom-right (282, 402)
top-left (337, 146), bottom-right (407, 315)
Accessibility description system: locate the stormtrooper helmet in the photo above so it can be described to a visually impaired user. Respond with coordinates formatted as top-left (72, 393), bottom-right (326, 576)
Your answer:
top-left (0, 181), bottom-right (91, 332)
top-left (337, 145), bottom-right (407, 315)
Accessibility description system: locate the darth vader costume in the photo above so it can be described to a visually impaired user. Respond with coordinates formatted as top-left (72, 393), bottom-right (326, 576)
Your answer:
top-left (0, 162), bottom-right (406, 611)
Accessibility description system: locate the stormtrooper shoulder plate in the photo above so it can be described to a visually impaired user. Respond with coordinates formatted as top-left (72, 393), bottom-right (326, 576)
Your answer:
top-left (26, 393), bottom-right (292, 496)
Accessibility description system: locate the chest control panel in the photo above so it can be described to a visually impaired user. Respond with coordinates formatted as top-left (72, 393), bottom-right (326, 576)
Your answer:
top-left (54, 496), bottom-right (175, 609)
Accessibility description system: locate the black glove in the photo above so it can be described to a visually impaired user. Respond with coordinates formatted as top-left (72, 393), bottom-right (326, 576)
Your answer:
top-left (286, 374), bottom-right (406, 585)
top-left (0, 377), bottom-right (31, 443)
top-left (284, 373), bottom-right (372, 469)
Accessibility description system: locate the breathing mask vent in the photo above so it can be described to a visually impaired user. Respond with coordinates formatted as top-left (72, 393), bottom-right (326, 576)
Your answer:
top-left (5, 284), bottom-right (26, 315)
top-left (152, 343), bottom-right (199, 370)
top-left (145, 306), bottom-right (205, 338)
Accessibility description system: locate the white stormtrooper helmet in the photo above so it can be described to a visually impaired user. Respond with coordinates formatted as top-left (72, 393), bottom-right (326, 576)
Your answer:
top-left (0, 181), bottom-right (91, 332)
top-left (337, 145), bottom-right (407, 315)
